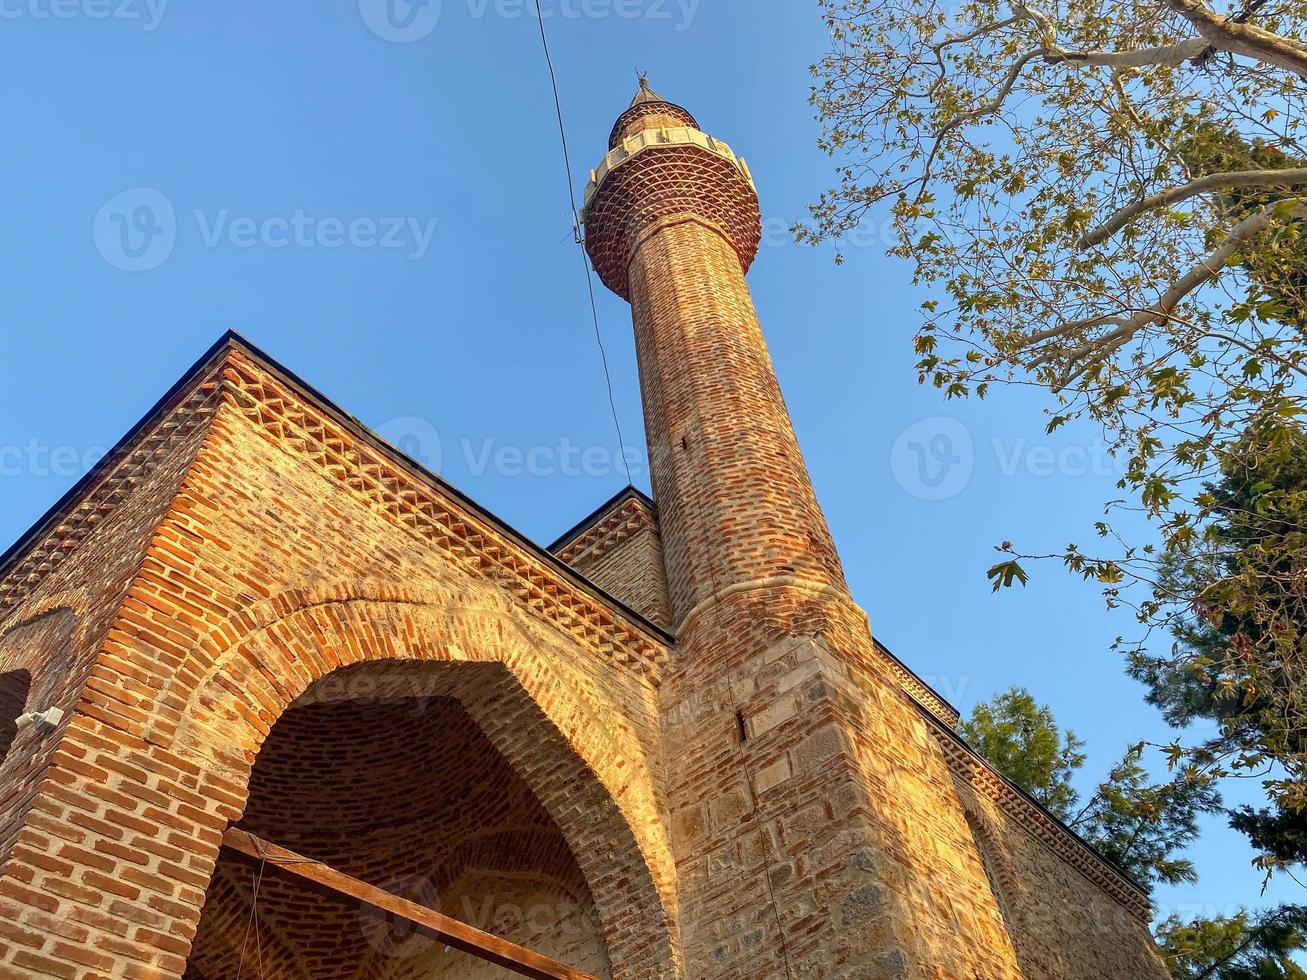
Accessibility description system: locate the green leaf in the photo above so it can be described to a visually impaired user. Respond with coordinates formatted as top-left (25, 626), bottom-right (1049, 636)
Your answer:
top-left (987, 560), bottom-right (1029, 592)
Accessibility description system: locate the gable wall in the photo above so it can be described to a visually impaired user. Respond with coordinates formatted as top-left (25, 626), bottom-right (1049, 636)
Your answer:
top-left (0, 348), bottom-right (680, 979)
top-left (557, 497), bottom-right (672, 632)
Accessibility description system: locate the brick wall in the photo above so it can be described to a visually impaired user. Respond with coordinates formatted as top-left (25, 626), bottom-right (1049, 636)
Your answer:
top-left (0, 378), bottom-right (220, 889)
top-left (0, 344), bottom-right (680, 979)
top-left (184, 694), bottom-right (608, 978)
top-left (555, 492), bottom-right (673, 631)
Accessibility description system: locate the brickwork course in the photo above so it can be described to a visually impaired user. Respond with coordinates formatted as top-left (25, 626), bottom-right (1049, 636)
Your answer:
top-left (0, 79), bottom-right (1170, 978)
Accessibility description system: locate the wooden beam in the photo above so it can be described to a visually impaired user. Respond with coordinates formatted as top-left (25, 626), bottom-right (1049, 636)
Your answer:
top-left (222, 828), bottom-right (601, 980)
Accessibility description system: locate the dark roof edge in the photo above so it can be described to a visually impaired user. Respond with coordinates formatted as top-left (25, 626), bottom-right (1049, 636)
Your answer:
top-left (547, 485), bottom-right (654, 554)
top-left (917, 704), bottom-right (1151, 901)
top-left (872, 637), bottom-right (961, 720)
top-left (0, 330), bottom-right (239, 580)
top-left (0, 331), bottom-right (675, 648)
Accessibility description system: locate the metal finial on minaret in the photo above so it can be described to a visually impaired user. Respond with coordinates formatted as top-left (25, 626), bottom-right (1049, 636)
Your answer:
top-left (629, 71), bottom-right (665, 108)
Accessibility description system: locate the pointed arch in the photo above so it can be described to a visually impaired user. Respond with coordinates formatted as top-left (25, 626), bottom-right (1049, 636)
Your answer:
top-left (161, 588), bottom-right (679, 978)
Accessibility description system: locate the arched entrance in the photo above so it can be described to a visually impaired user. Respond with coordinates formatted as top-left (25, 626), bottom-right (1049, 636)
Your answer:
top-left (181, 659), bottom-right (645, 977)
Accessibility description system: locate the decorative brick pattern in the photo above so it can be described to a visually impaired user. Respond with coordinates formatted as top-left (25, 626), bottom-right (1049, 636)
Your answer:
top-left (554, 491), bottom-right (672, 630)
top-left (873, 639), bottom-right (962, 727)
top-left (583, 149), bottom-right (762, 301)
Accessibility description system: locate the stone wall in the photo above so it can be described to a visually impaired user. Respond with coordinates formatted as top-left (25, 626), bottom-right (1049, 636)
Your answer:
top-left (936, 719), bottom-right (1167, 978)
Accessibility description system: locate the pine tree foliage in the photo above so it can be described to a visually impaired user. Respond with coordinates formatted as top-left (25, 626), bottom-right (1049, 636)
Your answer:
top-left (962, 687), bottom-right (1220, 889)
top-left (1155, 905), bottom-right (1307, 979)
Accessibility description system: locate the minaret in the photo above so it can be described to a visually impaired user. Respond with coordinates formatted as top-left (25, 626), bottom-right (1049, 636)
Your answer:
top-left (583, 77), bottom-right (846, 626)
top-left (584, 80), bottom-right (1027, 977)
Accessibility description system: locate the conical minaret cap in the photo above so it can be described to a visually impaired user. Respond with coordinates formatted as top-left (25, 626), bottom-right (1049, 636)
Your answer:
top-left (608, 74), bottom-right (700, 149)
top-left (628, 74), bottom-right (667, 107)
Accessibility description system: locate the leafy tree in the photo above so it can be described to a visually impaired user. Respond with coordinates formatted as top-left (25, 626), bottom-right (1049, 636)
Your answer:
top-left (1131, 418), bottom-right (1307, 875)
top-left (1180, 125), bottom-right (1307, 331)
top-left (963, 687), bottom-right (1220, 889)
top-left (1068, 745), bottom-right (1222, 887)
top-left (959, 686), bottom-right (1086, 817)
top-left (802, 0), bottom-right (1307, 857)
top-left (1155, 905), bottom-right (1307, 978)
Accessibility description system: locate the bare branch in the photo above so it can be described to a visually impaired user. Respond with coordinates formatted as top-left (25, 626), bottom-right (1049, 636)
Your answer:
top-left (1166, 0), bottom-right (1307, 80)
top-left (1046, 37), bottom-right (1211, 69)
top-left (931, 15), bottom-right (1019, 56)
top-left (932, 50), bottom-right (1043, 139)
top-left (916, 50), bottom-right (1043, 203)
top-left (1083, 167), bottom-right (1307, 247)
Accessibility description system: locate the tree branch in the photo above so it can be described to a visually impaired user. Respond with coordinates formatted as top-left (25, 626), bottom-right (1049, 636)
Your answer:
top-left (1026, 203), bottom-right (1305, 379)
top-left (1166, 0), bottom-right (1307, 80)
top-left (917, 50), bottom-right (1043, 203)
top-left (932, 15), bottom-right (1019, 56)
top-left (1083, 168), bottom-right (1307, 247)
top-left (1046, 37), bottom-right (1211, 69)
top-left (931, 50), bottom-right (1043, 140)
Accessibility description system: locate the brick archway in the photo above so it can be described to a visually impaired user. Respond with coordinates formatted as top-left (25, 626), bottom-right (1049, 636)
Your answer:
top-left (158, 588), bottom-right (680, 979)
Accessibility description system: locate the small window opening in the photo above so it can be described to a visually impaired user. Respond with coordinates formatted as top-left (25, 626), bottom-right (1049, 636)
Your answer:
top-left (735, 709), bottom-right (748, 743)
top-left (0, 671), bottom-right (33, 766)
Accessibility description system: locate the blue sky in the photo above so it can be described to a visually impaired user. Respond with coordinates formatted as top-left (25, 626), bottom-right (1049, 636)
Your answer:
top-left (0, 0), bottom-right (1296, 927)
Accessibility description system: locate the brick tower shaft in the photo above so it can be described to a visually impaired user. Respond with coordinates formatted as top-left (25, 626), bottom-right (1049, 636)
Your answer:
top-left (629, 218), bottom-right (846, 622)
top-left (584, 80), bottom-right (845, 626)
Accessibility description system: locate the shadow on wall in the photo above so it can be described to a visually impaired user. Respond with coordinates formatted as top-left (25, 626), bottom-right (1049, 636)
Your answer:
top-left (183, 671), bottom-right (612, 979)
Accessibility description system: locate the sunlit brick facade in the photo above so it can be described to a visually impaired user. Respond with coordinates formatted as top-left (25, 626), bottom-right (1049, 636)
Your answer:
top-left (0, 82), bottom-right (1168, 978)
